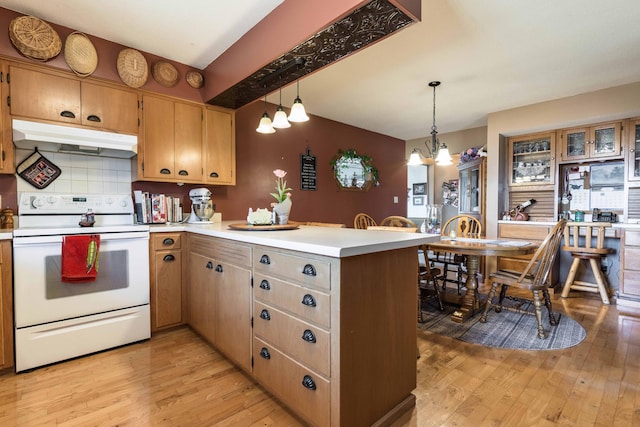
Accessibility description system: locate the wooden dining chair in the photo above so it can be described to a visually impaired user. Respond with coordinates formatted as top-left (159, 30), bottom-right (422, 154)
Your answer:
top-left (479, 219), bottom-right (567, 339)
top-left (380, 216), bottom-right (418, 228)
top-left (367, 225), bottom-right (418, 233)
top-left (418, 244), bottom-right (444, 319)
top-left (430, 215), bottom-right (483, 294)
top-left (354, 213), bottom-right (377, 229)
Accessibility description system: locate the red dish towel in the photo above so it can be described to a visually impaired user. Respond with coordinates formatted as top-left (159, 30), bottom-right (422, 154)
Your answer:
top-left (61, 235), bottom-right (100, 283)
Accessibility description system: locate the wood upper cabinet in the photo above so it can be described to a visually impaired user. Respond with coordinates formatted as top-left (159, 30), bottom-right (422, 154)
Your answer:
top-left (0, 62), bottom-right (14, 174)
top-left (508, 132), bottom-right (556, 187)
top-left (0, 240), bottom-right (13, 370)
top-left (627, 118), bottom-right (640, 182)
top-left (204, 106), bottom-right (236, 185)
top-left (8, 65), bottom-right (139, 134)
top-left (559, 121), bottom-right (623, 162)
top-left (141, 95), bottom-right (203, 183)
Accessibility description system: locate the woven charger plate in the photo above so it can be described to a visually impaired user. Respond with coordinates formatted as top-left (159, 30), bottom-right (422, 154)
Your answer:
top-left (64, 32), bottom-right (98, 76)
top-left (152, 61), bottom-right (179, 87)
top-left (186, 70), bottom-right (204, 88)
top-left (117, 48), bottom-right (148, 88)
top-left (9, 15), bottom-right (61, 61)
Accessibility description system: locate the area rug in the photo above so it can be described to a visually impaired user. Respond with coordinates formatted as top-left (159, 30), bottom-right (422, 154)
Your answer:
top-left (418, 300), bottom-right (586, 350)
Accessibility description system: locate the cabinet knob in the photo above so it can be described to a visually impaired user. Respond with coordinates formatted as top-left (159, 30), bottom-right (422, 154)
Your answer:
top-left (206, 261), bottom-right (214, 269)
top-left (178, 170), bottom-right (189, 176)
top-left (162, 254), bottom-right (175, 262)
top-left (631, 148), bottom-right (636, 153)
top-left (215, 264), bottom-right (223, 273)
top-left (162, 237), bottom-right (175, 245)
top-left (209, 172), bottom-right (219, 178)
top-left (60, 110), bottom-right (76, 119)
top-left (259, 347), bottom-right (271, 360)
top-left (301, 375), bottom-right (317, 391)
top-left (86, 114), bottom-right (101, 122)
top-left (302, 264), bottom-right (316, 277)
top-left (301, 294), bottom-right (316, 307)
top-left (160, 168), bottom-right (171, 175)
top-left (259, 280), bottom-right (271, 290)
top-left (259, 309), bottom-right (271, 321)
top-left (259, 255), bottom-right (270, 265)
top-left (302, 329), bottom-right (317, 343)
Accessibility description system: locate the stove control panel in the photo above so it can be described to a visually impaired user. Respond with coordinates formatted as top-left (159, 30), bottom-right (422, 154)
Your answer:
top-left (19, 193), bottom-right (133, 215)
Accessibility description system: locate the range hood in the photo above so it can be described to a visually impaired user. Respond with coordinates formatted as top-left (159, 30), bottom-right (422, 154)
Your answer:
top-left (12, 119), bottom-right (138, 159)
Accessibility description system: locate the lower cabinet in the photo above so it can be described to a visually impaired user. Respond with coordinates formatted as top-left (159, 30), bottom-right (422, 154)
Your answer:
top-left (150, 233), bottom-right (185, 332)
top-left (187, 235), bottom-right (417, 426)
top-left (0, 240), bottom-right (13, 370)
top-left (619, 229), bottom-right (640, 307)
top-left (187, 235), bottom-right (252, 372)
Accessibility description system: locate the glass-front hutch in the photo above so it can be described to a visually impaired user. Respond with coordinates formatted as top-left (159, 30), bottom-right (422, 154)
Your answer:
top-left (508, 132), bottom-right (556, 187)
top-left (458, 157), bottom-right (485, 224)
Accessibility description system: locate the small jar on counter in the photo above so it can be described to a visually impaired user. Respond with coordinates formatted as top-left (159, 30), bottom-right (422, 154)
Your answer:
top-left (1, 208), bottom-right (14, 229)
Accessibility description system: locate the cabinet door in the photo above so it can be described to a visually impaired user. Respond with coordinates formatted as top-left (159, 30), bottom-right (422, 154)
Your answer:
top-left (188, 253), bottom-right (216, 344)
top-left (205, 107), bottom-right (235, 185)
top-left (174, 101), bottom-right (203, 182)
top-left (560, 122), bottom-right (622, 161)
top-left (508, 132), bottom-right (555, 187)
top-left (81, 82), bottom-right (139, 134)
top-left (215, 262), bottom-right (251, 372)
top-left (152, 249), bottom-right (183, 331)
top-left (0, 241), bottom-right (13, 369)
top-left (9, 66), bottom-right (81, 124)
top-left (590, 122), bottom-right (621, 159)
top-left (142, 95), bottom-right (176, 179)
top-left (0, 62), bottom-right (14, 174)
top-left (560, 127), bottom-right (589, 161)
top-left (628, 118), bottom-right (640, 181)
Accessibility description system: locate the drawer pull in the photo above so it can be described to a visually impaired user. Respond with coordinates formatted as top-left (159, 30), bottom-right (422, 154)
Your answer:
top-left (259, 280), bottom-right (271, 290)
top-left (302, 329), bottom-right (316, 343)
top-left (259, 255), bottom-right (271, 265)
top-left (209, 172), bottom-right (219, 178)
top-left (301, 294), bottom-right (316, 307)
top-left (86, 114), bottom-right (101, 122)
top-left (162, 254), bottom-right (175, 262)
top-left (60, 110), bottom-right (76, 119)
top-left (215, 264), bottom-right (223, 273)
top-left (302, 264), bottom-right (317, 276)
top-left (259, 309), bottom-right (271, 321)
top-left (162, 237), bottom-right (175, 245)
top-left (206, 261), bottom-right (214, 269)
top-left (302, 375), bottom-right (317, 391)
top-left (178, 170), bottom-right (189, 176)
top-left (259, 347), bottom-right (271, 360)
top-left (160, 168), bottom-right (171, 175)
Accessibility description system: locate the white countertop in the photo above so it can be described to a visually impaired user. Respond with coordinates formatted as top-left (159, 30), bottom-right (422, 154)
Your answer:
top-left (150, 221), bottom-right (440, 258)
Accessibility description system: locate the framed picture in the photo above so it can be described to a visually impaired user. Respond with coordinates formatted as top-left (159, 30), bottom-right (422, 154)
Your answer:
top-left (413, 196), bottom-right (424, 206)
top-left (413, 182), bottom-right (426, 195)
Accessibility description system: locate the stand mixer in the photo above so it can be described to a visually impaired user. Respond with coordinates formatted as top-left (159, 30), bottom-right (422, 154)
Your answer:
top-left (188, 188), bottom-right (215, 223)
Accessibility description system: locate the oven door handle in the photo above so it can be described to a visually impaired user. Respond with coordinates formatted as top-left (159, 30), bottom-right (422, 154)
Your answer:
top-left (13, 231), bottom-right (149, 246)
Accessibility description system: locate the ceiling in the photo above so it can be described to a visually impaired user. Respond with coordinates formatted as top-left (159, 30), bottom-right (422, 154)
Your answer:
top-left (2, 0), bottom-right (640, 141)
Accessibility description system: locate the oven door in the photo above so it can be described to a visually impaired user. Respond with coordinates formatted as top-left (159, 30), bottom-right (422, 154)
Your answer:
top-left (13, 231), bottom-right (150, 328)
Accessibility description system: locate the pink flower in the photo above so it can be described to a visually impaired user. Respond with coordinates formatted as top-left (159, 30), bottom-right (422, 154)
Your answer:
top-left (467, 148), bottom-right (474, 155)
top-left (273, 169), bottom-right (287, 179)
top-left (271, 169), bottom-right (292, 203)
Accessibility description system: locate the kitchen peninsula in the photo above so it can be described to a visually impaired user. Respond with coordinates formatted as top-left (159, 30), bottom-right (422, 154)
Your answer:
top-left (152, 222), bottom-right (438, 427)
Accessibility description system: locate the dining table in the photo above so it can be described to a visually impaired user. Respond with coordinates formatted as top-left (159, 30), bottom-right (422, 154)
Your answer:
top-left (428, 237), bottom-right (537, 323)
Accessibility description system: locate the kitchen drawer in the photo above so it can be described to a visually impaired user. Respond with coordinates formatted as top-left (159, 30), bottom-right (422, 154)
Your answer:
top-left (153, 233), bottom-right (181, 250)
top-left (189, 235), bottom-right (251, 268)
top-left (625, 230), bottom-right (640, 247)
top-left (254, 301), bottom-right (330, 378)
top-left (253, 337), bottom-right (330, 427)
top-left (623, 247), bottom-right (640, 270)
top-left (499, 223), bottom-right (552, 240)
top-left (254, 273), bottom-right (330, 329)
top-left (253, 248), bottom-right (331, 291)
top-left (622, 270), bottom-right (640, 296)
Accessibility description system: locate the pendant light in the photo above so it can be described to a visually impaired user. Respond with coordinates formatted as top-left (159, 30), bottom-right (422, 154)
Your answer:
top-left (256, 91), bottom-right (275, 134)
top-left (272, 86), bottom-right (291, 129)
top-left (429, 81), bottom-right (452, 166)
top-left (288, 79), bottom-right (309, 122)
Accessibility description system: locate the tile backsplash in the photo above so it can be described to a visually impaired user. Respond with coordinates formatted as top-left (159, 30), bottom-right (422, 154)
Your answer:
top-left (16, 149), bottom-right (132, 195)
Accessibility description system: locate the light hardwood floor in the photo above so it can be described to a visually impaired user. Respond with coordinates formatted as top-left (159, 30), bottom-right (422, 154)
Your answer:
top-left (0, 294), bottom-right (638, 426)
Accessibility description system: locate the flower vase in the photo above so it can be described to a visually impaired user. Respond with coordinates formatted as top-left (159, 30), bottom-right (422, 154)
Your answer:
top-left (272, 197), bottom-right (292, 225)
